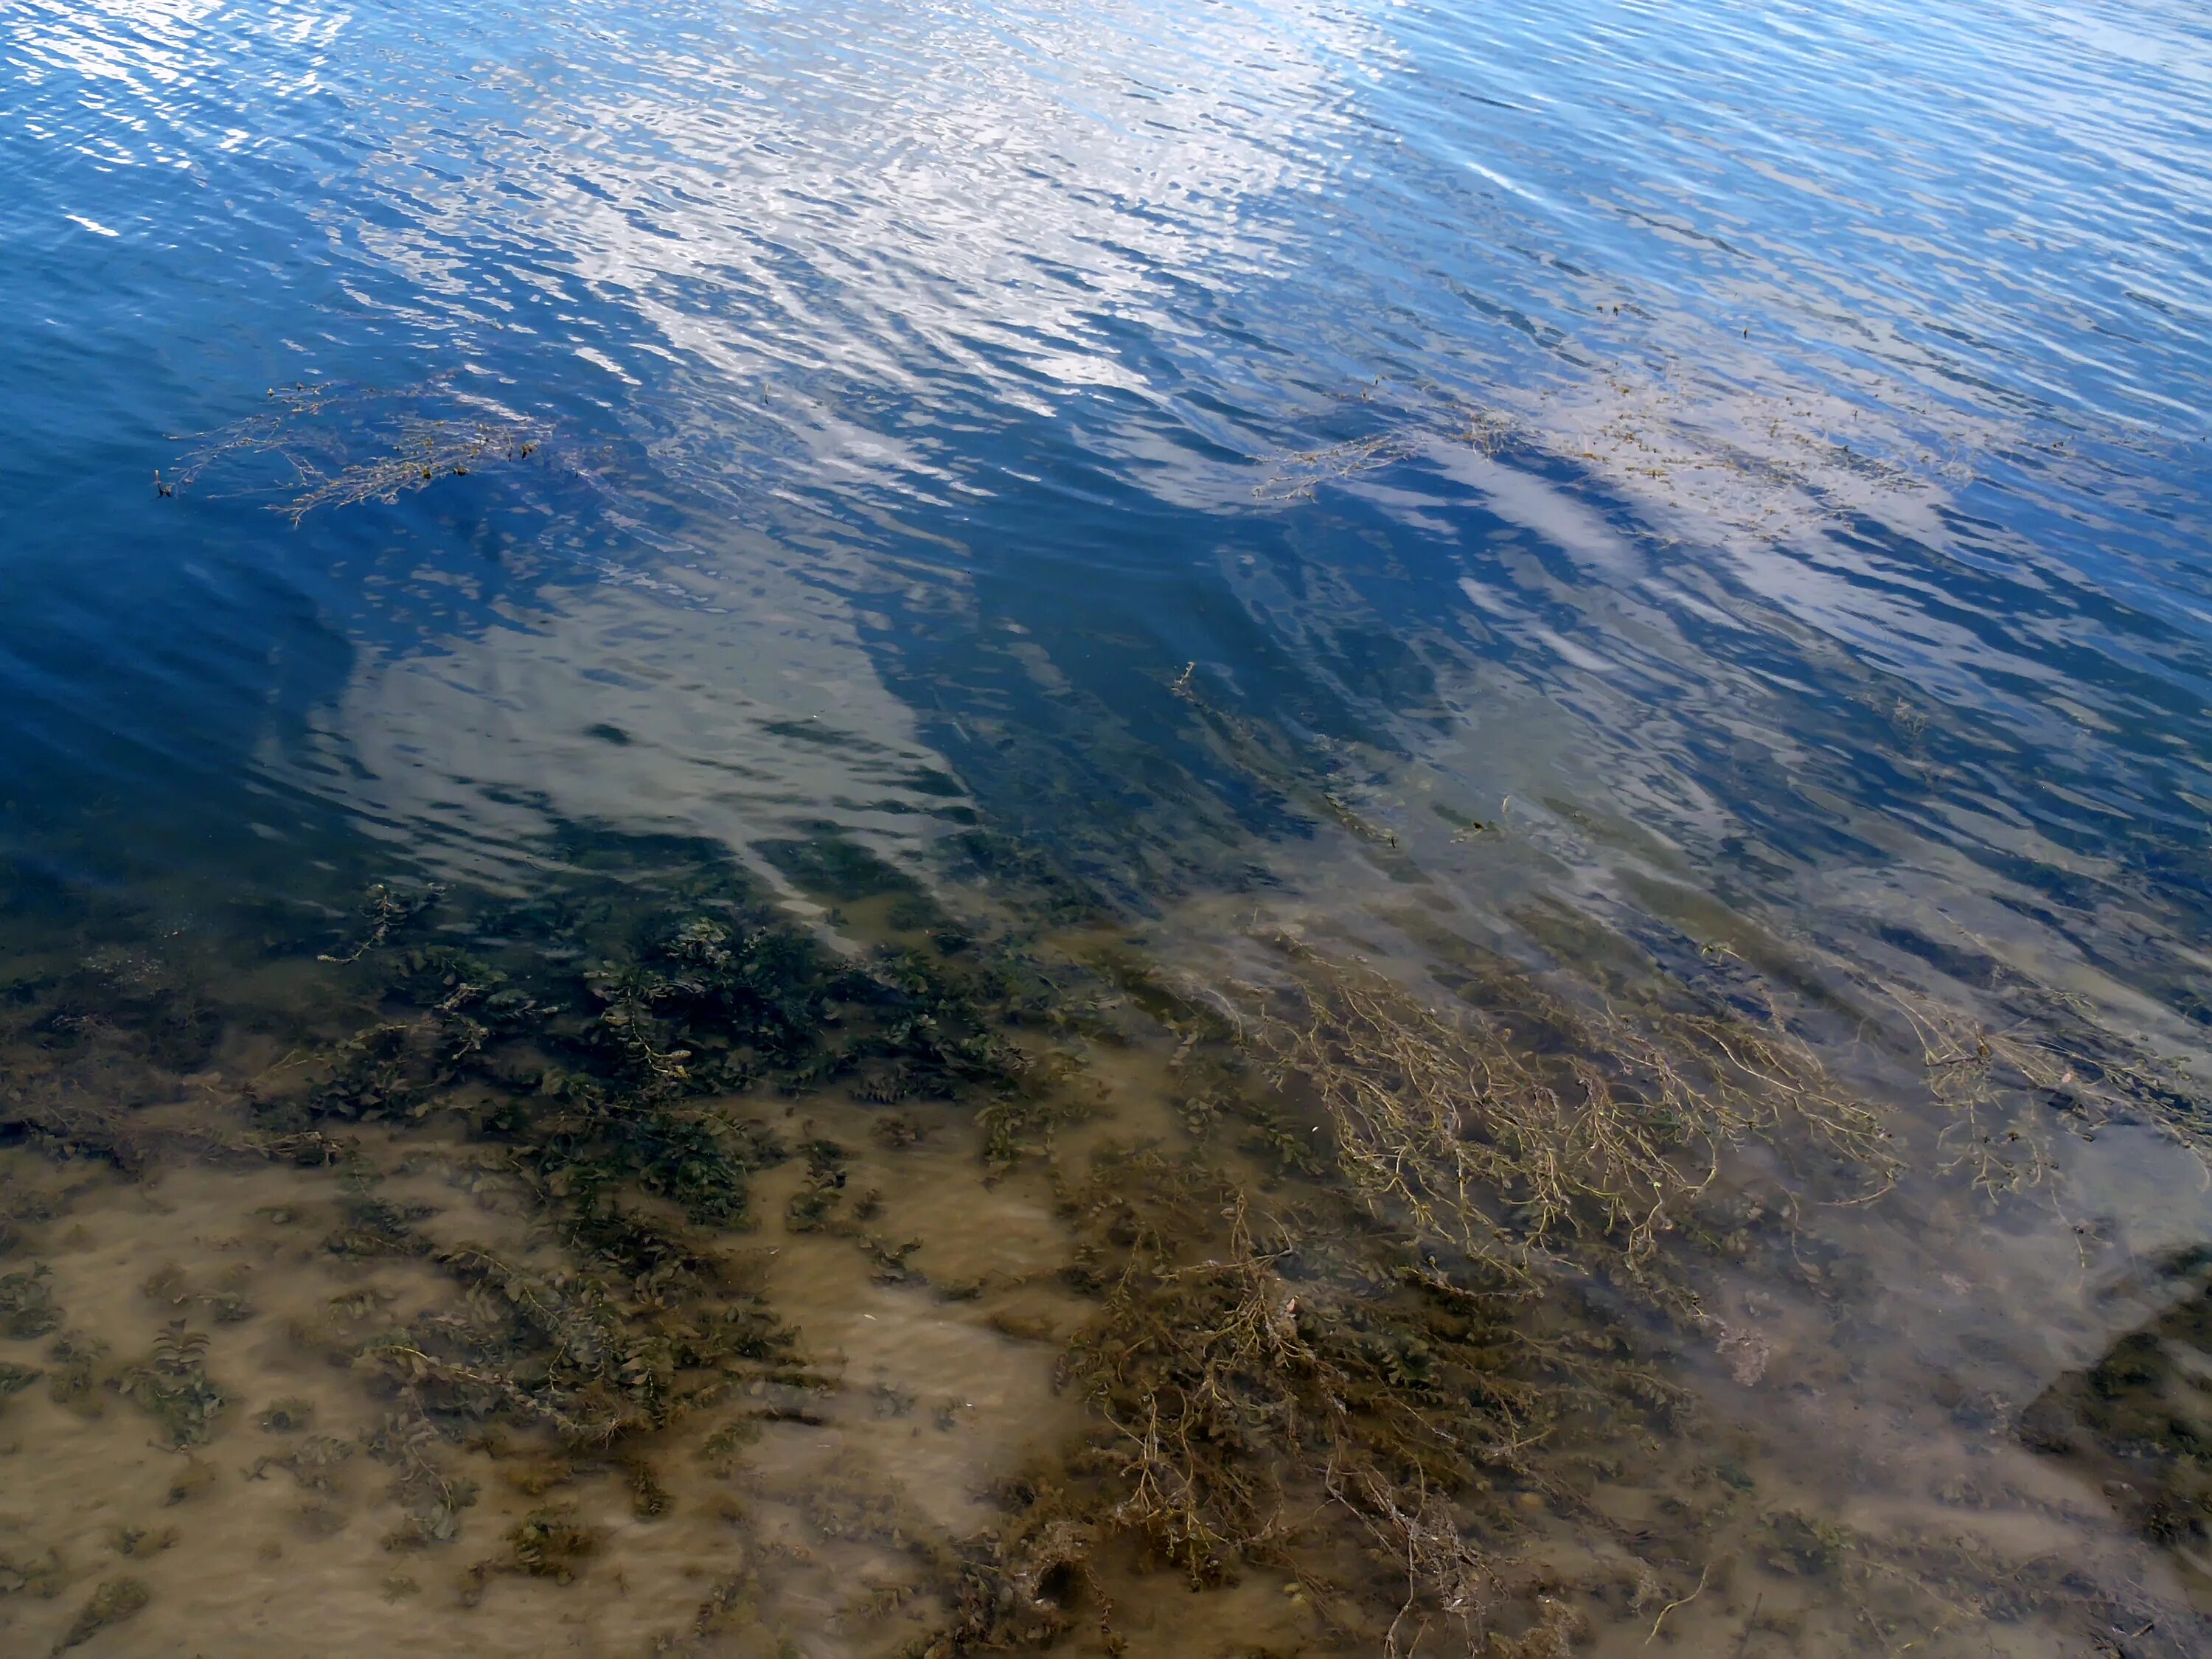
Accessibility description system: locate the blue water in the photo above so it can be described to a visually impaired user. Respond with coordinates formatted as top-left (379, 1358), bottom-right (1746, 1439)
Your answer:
top-left (6, 0), bottom-right (2209, 939)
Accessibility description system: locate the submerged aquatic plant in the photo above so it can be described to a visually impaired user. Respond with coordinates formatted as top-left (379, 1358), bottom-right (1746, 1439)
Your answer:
top-left (0, 1359), bottom-right (41, 1408)
top-left (44, 1329), bottom-right (104, 1413)
top-left (0, 814), bottom-right (2197, 1658)
top-left (113, 1321), bottom-right (224, 1447)
top-left (53, 1577), bottom-right (149, 1654)
top-left (365, 1409), bottom-right (480, 1547)
top-left (1046, 1150), bottom-right (1664, 1649)
top-left (0, 1264), bottom-right (61, 1338)
top-left (1211, 936), bottom-right (1893, 1297)
top-left (1881, 968), bottom-right (2211, 1199)
top-left (461, 1504), bottom-right (602, 1600)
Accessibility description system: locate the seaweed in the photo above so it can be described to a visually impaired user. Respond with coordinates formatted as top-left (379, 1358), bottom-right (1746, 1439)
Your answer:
top-left (945, 829), bottom-right (1112, 927)
top-left (105, 1525), bottom-right (180, 1558)
top-left (700, 1416), bottom-right (765, 1477)
top-left (1220, 936), bottom-right (1891, 1298)
top-left (873, 1110), bottom-right (930, 1150)
top-left (365, 1409), bottom-right (481, 1548)
top-left (860, 1234), bottom-right (925, 1284)
top-left (874, 1124), bottom-right (1691, 1658)
top-left (248, 1433), bottom-right (357, 1494)
top-left (2020, 1249), bottom-right (2212, 1593)
top-left (1058, 1161), bottom-right (1528, 1604)
top-left (162, 1455), bottom-right (215, 1506)
top-left (0, 1547), bottom-right (63, 1601)
top-left (462, 1504), bottom-right (601, 1599)
top-left (8, 947), bottom-right (222, 1073)
top-left (259, 855), bottom-right (1058, 1286)
top-left (323, 1186), bottom-right (434, 1259)
top-left (1, 812), bottom-right (2188, 1659)
top-left (0, 1264), bottom-right (62, 1338)
top-left (53, 1578), bottom-right (149, 1654)
top-left (915, 1477), bottom-right (1110, 1656)
top-left (163, 380), bottom-right (550, 524)
top-left (757, 824), bottom-right (932, 908)
top-left (142, 1262), bottom-right (256, 1325)
top-left (627, 1457), bottom-right (674, 1518)
top-left (113, 1321), bottom-right (225, 1447)
top-left (257, 1396), bottom-right (316, 1433)
top-left (785, 1139), bottom-right (849, 1234)
top-left (315, 1181), bottom-right (805, 1514)
top-left (45, 1329), bottom-right (104, 1412)
top-left (319, 882), bottom-right (445, 966)
top-left (0, 1175), bottom-right (55, 1257)
top-left (649, 1567), bottom-right (792, 1657)
top-left (1878, 970), bottom-right (2212, 1194)
top-left (1170, 664), bottom-right (1402, 849)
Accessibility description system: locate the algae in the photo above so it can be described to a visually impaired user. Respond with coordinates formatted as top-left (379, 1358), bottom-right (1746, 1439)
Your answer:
top-left (163, 380), bottom-right (550, 524)
top-left (54, 1578), bottom-right (148, 1654)
top-left (113, 1321), bottom-right (225, 1447)
top-left (0, 813), bottom-right (2201, 1658)
top-left (0, 1265), bottom-right (61, 1338)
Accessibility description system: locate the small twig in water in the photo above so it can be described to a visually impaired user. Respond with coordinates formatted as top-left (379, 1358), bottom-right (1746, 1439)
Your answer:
top-left (1645, 1563), bottom-right (1711, 1645)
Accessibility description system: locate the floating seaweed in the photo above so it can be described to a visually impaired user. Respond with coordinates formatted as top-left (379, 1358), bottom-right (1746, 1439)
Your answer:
top-left (161, 381), bottom-right (552, 524)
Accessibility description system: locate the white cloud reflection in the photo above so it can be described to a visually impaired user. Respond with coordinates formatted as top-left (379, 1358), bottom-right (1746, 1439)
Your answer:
top-left (268, 0), bottom-right (1389, 857)
top-left (347, 0), bottom-right (1381, 481)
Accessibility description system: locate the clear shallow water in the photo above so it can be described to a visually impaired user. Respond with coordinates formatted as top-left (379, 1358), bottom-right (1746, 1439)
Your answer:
top-left (3, 1), bottom-right (2212, 1655)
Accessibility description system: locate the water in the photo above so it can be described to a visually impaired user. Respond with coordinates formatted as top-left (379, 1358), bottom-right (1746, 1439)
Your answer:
top-left (3, 0), bottom-right (2211, 1653)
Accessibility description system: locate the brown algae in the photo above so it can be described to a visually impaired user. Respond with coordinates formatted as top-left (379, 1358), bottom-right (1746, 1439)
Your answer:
top-left (0, 818), bottom-right (2203, 1657)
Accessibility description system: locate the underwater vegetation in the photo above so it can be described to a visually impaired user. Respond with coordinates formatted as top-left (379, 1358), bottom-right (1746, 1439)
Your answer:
top-left (1214, 934), bottom-right (1893, 1294)
top-left (0, 802), bottom-right (2205, 1658)
top-left (53, 1576), bottom-right (149, 1655)
top-left (2021, 1247), bottom-right (2212, 1601)
top-left (113, 1321), bottom-right (224, 1448)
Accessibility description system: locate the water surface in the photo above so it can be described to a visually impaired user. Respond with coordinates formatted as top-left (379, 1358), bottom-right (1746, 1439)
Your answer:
top-left (3, 0), bottom-right (2211, 1655)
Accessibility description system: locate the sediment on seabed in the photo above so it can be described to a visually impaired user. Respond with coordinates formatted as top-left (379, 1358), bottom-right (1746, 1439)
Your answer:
top-left (0, 810), bottom-right (2205, 1658)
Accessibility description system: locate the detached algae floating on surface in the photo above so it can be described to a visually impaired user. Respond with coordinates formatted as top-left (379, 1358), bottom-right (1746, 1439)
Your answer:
top-left (159, 380), bottom-right (554, 525)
